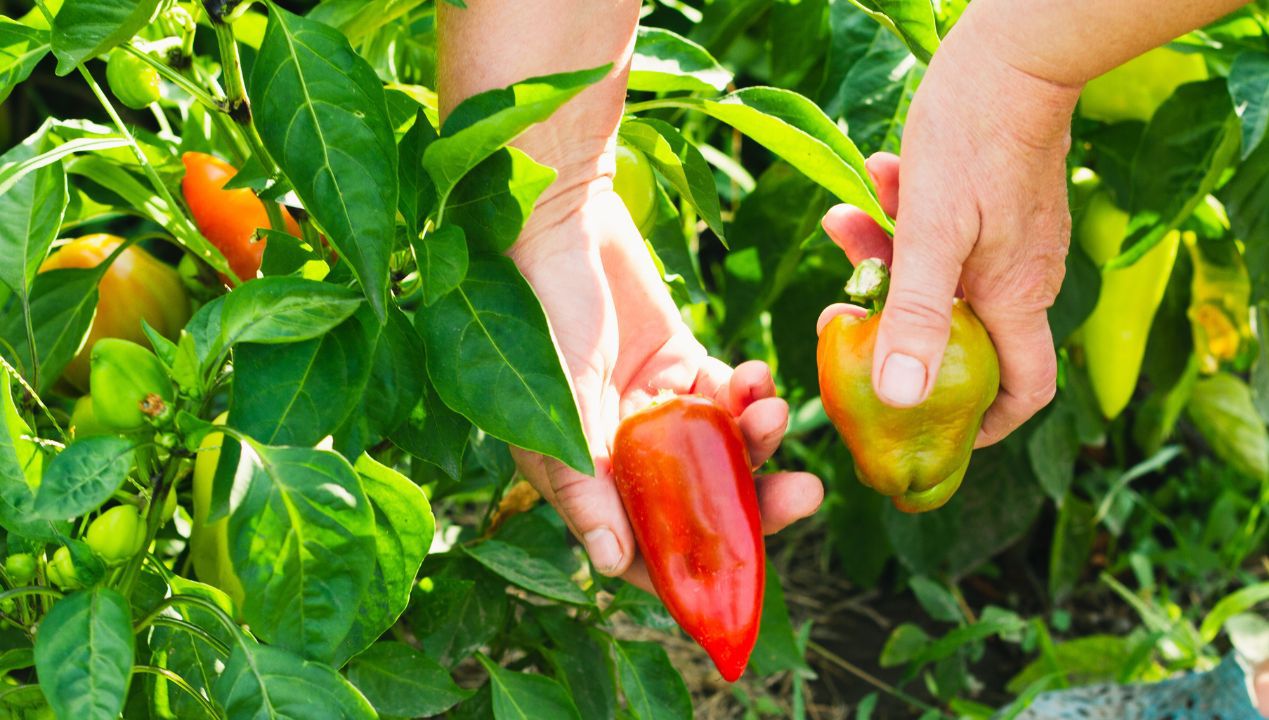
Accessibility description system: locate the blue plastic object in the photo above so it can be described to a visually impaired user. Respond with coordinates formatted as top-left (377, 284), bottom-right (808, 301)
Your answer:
top-left (1006, 654), bottom-right (1261, 719)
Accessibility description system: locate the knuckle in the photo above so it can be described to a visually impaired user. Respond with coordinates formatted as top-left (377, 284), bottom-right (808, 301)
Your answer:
top-left (884, 290), bottom-right (953, 336)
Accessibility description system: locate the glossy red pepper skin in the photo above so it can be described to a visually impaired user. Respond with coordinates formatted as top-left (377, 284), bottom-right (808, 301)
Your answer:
top-left (612, 395), bottom-right (764, 682)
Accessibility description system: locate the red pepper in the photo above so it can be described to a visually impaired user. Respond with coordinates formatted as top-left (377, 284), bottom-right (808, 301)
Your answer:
top-left (612, 395), bottom-right (764, 682)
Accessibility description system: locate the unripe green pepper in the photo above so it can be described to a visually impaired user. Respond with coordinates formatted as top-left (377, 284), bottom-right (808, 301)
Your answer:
top-left (818, 259), bottom-right (1000, 512)
top-left (89, 338), bottom-right (172, 432)
top-left (85, 505), bottom-right (147, 565)
top-left (5, 553), bottom-right (36, 584)
top-left (46, 547), bottom-right (80, 590)
top-left (105, 49), bottom-right (161, 110)
top-left (1075, 180), bottom-right (1180, 419)
top-left (191, 414), bottom-right (245, 608)
top-left (613, 142), bottom-right (657, 236)
top-left (69, 395), bottom-right (112, 438)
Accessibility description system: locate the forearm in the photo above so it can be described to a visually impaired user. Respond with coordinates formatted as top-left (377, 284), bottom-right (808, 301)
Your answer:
top-left (437, 1), bottom-right (641, 239)
top-left (960, 0), bottom-right (1247, 87)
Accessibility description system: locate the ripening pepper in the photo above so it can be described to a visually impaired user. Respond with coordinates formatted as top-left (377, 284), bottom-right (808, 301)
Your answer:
top-left (1075, 184), bottom-right (1180, 419)
top-left (612, 395), bottom-right (764, 682)
top-left (39, 234), bottom-right (190, 391)
top-left (1185, 234), bottom-right (1255, 375)
top-left (88, 338), bottom-right (173, 433)
top-left (818, 258), bottom-right (1000, 513)
top-left (180, 152), bottom-right (301, 284)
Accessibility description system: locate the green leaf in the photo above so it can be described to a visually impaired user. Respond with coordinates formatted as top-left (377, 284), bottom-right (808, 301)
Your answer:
top-left (425, 66), bottom-right (607, 205)
top-left (227, 442), bottom-right (377, 662)
top-left (879, 623), bottom-right (930, 667)
top-left (390, 376), bottom-right (471, 480)
top-left (823, 6), bottom-right (918, 153)
top-left (846, 0), bottom-right (940, 64)
top-left (1048, 242), bottom-right (1101, 347)
top-left (147, 577), bottom-right (237, 720)
top-left (213, 643), bottom-right (376, 719)
top-left (1006, 634), bottom-right (1135, 692)
top-left (0, 267), bottom-right (98, 393)
top-left (218, 277), bottom-right (363, 347)
top-left (347, 642), bottom-right (468, 718)
top-left (1026, 403), bottom-right (1081, 501)
top-left (909, 576), bottom-right (962, 624)
top-left (749, 563), bottom-right (814, 676)
top-left (0, 18), bottom-right (48, 105)
top-left (1198, 582), bottom-right (1269, 643)
top-left (416, 255), bottom-right (592, 475)
top-left (34, 588), bottom-right (134, 720)
top-left (612, 641), bottom-right (692, 720)
top-left (464, 540), bottom-right (591, 606)
top-left (446, 148), bottom-right (556, 254)
top-left (413, 224), bottom-right (469, 306)
top-left (250, 5), bottom-right (398, 318)
top-left (411, 562), bottom-right (509, 667)
top-left (333, 455), bottom-right (435, 666)
top-left (670, 87), bottom-right (891, 232)
top-left (398, 108), bottom-right (439, 238)
top-left (477, 655), bottom-right (583, 720)
top-left (619, 118), bottom-right (726, 242)
top-left (231, 310), bottom-right (374, 446)
top-left (0, 377), bottom-right (63, 541)
top-left (50, 0), bottom-right (160, 75)
top-left (1048, 496), bottom-right (1095, 603)
top-left (1114, 79), bottom-right (1240, 269)
top-left (33, 436), bottom-right (132, 520)
top-left (1222, 143), bottom-right (1269, 303)
top-left (605, 584), bottom-right (676, 631)
top-left (334, 306), bottom-right (429, 455)
top-left (0, 115), bottom-right (65, 298)
top-left (1186, 372), bottom-right (1269, 480)
top-left (535, 607), bottom-right (618, 720)
top-left (629, 27), bottom-right (732, 94)
top-left (1228, 51), bottom-right (1269, 159)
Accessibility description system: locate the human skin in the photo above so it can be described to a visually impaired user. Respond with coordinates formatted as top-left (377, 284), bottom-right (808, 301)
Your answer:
top-left (820, 0), bottom-right (1249, 446)
top-left (437, 1), bottom-right (824, 586)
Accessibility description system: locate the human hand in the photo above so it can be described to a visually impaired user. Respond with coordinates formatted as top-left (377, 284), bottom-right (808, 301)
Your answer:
top-left (819, 19), bottom-right (1082, 446)
top-left (509, 188), bottom-right (823, 589)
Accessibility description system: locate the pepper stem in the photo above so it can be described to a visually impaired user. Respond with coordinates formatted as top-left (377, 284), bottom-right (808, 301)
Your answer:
top-left (845, 258), bottom-right (891, 314)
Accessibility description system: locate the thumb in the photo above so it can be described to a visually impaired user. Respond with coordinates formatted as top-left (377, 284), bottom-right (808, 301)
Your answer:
top-left (872, 212), bottom-right (971, 408)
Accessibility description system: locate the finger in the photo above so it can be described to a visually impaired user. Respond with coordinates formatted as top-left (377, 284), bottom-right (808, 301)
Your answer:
top-left (822, 204), bottom-right (893, 267)
top-left (873, 172), bottom-right (974, 407)
top-left (724, 360), bottom-right (777, 416)
top-left (1254, 659), bottom-right (1269, 718)
top-left (865, 152), bottom-right (901, 217)
top-left (688, 356), bottom-right (734, 407)
top-left (511, 449), bottom-right (636, 577)
top-left (620, 557), bottom-right (656, 595)
top-left (756, 472), bottom-right (824, 535)
top-left (974, 312), bottom-right (1058, 447)
top-left (817, 303), bottom-right (868, 336)
top-left (737, 396), bottom-right (788, 467)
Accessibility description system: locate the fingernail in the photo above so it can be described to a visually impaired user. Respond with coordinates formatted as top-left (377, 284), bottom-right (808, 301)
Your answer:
top-left (584, 528), bottom-right (622, 575)
top-left (879, 353), bottom-right (927, 407)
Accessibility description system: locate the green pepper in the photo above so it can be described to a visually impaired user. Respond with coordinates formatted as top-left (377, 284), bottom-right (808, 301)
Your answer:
top-left (4, 553), bottom-right (36, 585)
top-left (613, 142), bottom-right (657, 237)
top-left (1185, 234), bottom-right (1255, 375)
top-left (817, 259), bottom-right (1000, 512)
top-left (1075, 177), bottom-right (1180, 420)
top-left (85, 505), bottom-right (147, 565)
top-left (69, 395), bottom-right (113, 438)
top-left (105, 49), bottom-right (161, 110)
top-left (45, 547), bottom-right (80, 590)
top-left (88, 338), bottom-right (173, 433)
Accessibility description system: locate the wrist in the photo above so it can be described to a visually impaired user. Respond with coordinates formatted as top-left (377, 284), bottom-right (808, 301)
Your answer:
top-left (933, 11), bottom-right (1081, 150)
